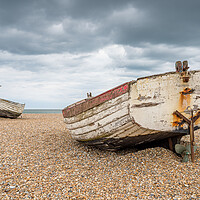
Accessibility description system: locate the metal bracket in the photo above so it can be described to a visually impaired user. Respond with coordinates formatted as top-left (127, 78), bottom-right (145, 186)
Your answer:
top-left (173, 110), bottom-right (200, 162)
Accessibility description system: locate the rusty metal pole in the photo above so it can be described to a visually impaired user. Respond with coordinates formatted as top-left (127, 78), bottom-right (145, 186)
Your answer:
top-left (190, 110), bottom-right (195, 162)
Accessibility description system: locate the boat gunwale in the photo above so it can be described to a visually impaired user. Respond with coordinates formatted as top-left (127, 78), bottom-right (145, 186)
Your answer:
top-left (0, 98), bottom-right (25, 106)
top-left (136, 70), bottom-right (200, 81)
top-left (63, 81), bottom-right (130, 118)
top-left (64, 94), bottom-right (129, 125)
top-left (62, 70), bottom-right (200, 118)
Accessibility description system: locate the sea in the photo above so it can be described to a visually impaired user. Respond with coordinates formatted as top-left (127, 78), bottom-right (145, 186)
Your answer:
top-left (23, 109), bottom-right (62, 114)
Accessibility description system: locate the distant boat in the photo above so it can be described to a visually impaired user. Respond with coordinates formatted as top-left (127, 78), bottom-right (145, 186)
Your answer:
top-left (0, 98), bottom-right (25, 119)
top-left (62, 68), bottom-right (200, 151)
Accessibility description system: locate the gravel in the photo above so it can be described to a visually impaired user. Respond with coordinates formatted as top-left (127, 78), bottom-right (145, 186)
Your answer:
top-left (0, 114), bottom-right (199, 199)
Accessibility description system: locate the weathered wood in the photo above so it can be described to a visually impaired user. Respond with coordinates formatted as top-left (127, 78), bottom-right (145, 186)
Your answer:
top-left (0, 98), bottom-right (25, 119)
top-left (63, 82), bottom-right (129, 118)
top-left (63, 70), bottom-right (200, 150)
top-left (72, 114), bottom-right (132, 141)
top-left (68, 106), bottom-right (129, 133)
top-left (190, 111), bottom-right (195, 162)
top-left (65, 94), bottom-right (129, 127)
top-left (168, 138), bottom-right (173, 151)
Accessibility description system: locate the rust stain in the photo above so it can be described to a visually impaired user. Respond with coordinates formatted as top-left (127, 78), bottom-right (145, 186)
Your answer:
top-left (195, 117), bottom-right (200, 125)
top-left (172, 114), bottom-right (184, 127)
top-left (172, 88), bottom-right (192, 127)
top-left (182, 76), bottom-right (190, 83)
top-left (173, 110), bottom-right (200, 127)
top-left (180, 87), bottom-right (194, 95)
top-left (194, 111), bottom-right (200, 125)
top-left (178, 88), bottom-right (191, 113)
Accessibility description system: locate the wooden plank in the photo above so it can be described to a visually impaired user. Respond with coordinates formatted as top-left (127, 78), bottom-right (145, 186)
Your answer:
top-left (190, 111), bottom-right (195, 162)
top-left (168, 138), bottom-right (173, 151)
top-left (63, 82), bottom-right (129, 118)
top-left (110, 124), bottom-right (140, 138)
top-left (127, 127), bottom-right (149, 137)
top-left (69, 107), bottom-right (129, 134)
top-left (65, 101), bottom-right (129, 130)
top-left (112, 125), bottom-right (141, 138)
top-left (72, 114), bottom-right (131, 141)
top-left (64, 93), bottom-right (129, 126)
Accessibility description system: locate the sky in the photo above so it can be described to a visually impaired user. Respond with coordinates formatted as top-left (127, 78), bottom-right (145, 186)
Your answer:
top-left (0, 0), bottom-right (200, 109)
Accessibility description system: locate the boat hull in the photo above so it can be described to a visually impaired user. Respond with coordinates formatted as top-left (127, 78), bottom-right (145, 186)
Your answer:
top-left (0, 98), bottom-right (25, 119)
top-left (63, 70), bottom-right (200, 150)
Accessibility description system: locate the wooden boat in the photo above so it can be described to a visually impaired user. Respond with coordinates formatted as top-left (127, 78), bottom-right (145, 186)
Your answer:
top-left (62, 68), bottom-right (200, 151)
top-left (0, 98), bottom-right (25, 119)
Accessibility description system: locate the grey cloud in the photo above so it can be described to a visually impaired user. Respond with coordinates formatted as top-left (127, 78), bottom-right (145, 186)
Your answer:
top-left (1, 0), bottom-right (200, 55)
top-left (1, 0), bottom-right (200, 108)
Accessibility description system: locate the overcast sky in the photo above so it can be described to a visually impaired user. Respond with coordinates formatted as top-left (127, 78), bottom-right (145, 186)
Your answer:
top-left (1, 0), bottom-right (200, 109)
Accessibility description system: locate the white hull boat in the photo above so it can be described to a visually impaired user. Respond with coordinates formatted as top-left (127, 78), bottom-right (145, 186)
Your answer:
top-left (63, 69), bottom-right (200, 150)
top-left (0, 98), bottom-right (25, 119)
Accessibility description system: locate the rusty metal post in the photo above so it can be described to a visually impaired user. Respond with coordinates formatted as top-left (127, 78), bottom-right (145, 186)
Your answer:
top-left (190, 110), bottom-right (195, 162)
top-left (174, 109), bottom-right (199, 162)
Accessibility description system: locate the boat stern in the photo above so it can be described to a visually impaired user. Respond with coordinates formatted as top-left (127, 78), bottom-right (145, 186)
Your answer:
top-left (129, 70), bottom-right (200, 133)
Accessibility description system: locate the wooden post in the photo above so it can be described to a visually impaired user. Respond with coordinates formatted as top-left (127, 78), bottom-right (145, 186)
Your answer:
top-left (190, 110), bottom-right (195, 162)
top-left (168, 138), bottom-right (173, 151)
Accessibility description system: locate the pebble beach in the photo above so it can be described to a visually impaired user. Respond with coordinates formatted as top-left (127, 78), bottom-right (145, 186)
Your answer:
top-left (0, 114), bottom-right (199, 199)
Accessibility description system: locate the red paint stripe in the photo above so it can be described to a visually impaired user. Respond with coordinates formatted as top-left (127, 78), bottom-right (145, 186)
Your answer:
top-left (62, 82), bottom-right (130, 118)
